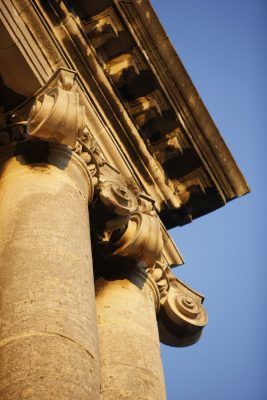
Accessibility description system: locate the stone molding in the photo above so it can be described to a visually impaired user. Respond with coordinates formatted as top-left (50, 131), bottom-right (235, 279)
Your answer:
top-left (73, 138), bottom-right (100, 189)
top-left (0, 67), bottom-right (180, 266)
top-left (180, 167), bottom-right (212, 195)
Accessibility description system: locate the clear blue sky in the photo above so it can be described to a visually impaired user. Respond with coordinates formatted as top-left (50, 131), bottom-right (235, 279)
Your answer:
top-left (151, 1), bottom-right (267, 399)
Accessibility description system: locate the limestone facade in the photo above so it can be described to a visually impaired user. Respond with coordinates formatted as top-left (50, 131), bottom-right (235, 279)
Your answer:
top-left (0, 1), bottom-right (249, 399)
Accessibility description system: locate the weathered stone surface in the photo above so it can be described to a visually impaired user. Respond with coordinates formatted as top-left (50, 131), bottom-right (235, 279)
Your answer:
top-left (95, 263), bottom-right (166, 400)
top-left (28, 85), bottom-right (86, 147)
top-left (0, 142), bottom-right (100, 399)
top-left (0, 0), bottom-right (249, 398)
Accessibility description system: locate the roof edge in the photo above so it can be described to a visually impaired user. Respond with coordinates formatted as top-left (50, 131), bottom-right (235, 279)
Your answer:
top-left (118, 0), bottom-right (250, 198)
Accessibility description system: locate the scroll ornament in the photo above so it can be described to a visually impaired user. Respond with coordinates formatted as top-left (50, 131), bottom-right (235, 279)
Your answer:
top-left (27, 86), bottom-right (85, 147)
top-left (164, 287), bottom-right (207, 330)
top-left (146, 259), bottom-right (207, 346)
top-left (93, 170), bottom-right (208, 346)
top-left (113, 211), bottom-right (164, 269)
top-left (93, 175), bottom-right (163, 268)
top-left (93, 179), bottom-right (166, 311)
top-left (99, 181), bottom-right (138, 217)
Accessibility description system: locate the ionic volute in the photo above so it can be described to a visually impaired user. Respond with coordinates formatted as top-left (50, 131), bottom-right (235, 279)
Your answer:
top-left (27, 69), bottom-right (86, 147)
top-left (93, 176), bottom-right (208, 347)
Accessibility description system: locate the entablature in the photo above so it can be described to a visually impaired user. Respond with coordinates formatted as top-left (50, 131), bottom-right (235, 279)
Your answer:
top-left (0, 0), bottom-right (249, 231)
top-left (69, 0), bottom-right (250, 227)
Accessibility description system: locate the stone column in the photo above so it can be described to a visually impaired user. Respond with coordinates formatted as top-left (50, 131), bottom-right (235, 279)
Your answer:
top-left (93, 179), bottom-right (208, 399)
top-left (95, 261), bottom-right (166, 400)
top-left (93, 201), bottom-right (166, 400)
top-left (0, 73), bottom-right (100, 399)
top-left (0, 141), bottom-right (100, 399)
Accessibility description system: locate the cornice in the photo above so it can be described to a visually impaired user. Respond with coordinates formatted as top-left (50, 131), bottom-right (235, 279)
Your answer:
top-left (33, 0), bottom-right (182, 210)
top-left (57, 0), bottom-right (249, 227)
top-left (114, 0), bottom-right (250, 199)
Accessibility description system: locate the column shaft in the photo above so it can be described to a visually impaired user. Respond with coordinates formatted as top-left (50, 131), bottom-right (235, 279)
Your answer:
top-left (0, 142), bottom-right (100, 399)
top-left (95, 263), bottom-right (166, 400)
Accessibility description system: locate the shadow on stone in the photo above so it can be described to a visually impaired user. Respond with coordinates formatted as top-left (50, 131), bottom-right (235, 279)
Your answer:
top-left (15, 139), bottom-right (71, 170)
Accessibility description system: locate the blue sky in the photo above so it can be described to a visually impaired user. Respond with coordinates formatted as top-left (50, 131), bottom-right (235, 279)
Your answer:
top-left (151, 1), bottom-right (267, 399)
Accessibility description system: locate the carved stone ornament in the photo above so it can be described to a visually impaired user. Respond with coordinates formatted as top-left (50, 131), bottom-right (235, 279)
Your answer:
top-left (145, 256), bottom-right (208, 346)
top-left (28, 85), bottom-right (85, 147)
top-left (153, 127), bottom-right (190, 164)
top-left (73, 137), bottom-right (100, 188)
top-left (128, 90), bottom-right (169, 127)
top-left (99, 180), bottom-right (138, 216)
top-left (83, 7), bottom-right (124, 48)
top-left (0, 108), bottom-right (28, 146)
top-left (91, 165), bottom-right (207, 346)
top-left (147, 260), bottom-right (170, 298)
top-left (164, 287), bottom-right (207, 328)
top-left (105, 49), bottom-right (147, 86)
top-left (156, 272), bottom-right (208, 347)
top-left (113, 211), bottom-right (163, 268)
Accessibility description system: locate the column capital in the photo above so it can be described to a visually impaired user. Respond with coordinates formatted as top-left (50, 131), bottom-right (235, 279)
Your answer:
top-left (91, 170), bottom-right (208, 346)
top-left (90, 172), bottom-right (164, 267)
top-left (27, 69), bottom-right (85, 147)
top-left (0, 69), bottom-right (86, 148)
top-left (148, 261), bottom-right (208, 346)
top-left (0, 69), bottom-right (100, 203)
top-left (112, 211), bottom-right (163, 269)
